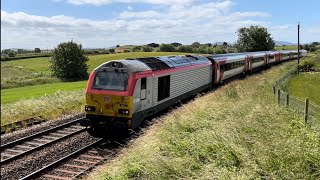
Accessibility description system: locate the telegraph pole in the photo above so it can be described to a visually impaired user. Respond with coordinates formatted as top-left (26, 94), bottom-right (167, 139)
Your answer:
top-left (297, 22), bottom-right (300, 74)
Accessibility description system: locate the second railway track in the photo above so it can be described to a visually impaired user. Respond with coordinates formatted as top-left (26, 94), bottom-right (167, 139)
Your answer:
top-left (1, 118), bottom-right (86, 164)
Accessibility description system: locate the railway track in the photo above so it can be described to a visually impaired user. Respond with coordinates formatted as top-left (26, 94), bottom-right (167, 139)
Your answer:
top-left (0, 118), bottom-right (86, 164)
top-left (21, 138), bottom-right (107, 180)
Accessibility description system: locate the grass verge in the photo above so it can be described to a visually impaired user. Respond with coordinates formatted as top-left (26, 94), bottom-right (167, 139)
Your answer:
top-left (86, 61), bottom-right (320, 179)
top-left (1, 90), bottom-right (85, 126)
top-left (1, 81), bottom-right (86, 104)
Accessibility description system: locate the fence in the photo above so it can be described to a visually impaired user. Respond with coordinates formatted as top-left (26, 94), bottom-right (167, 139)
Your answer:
top-left (273, 69), bottom-right (320, 131)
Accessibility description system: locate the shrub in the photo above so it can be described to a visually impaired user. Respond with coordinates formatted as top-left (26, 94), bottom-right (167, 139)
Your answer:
top-left (132, 46), bottom-right (141, 52)
top-left (142, 46), bottom-right (153, 52)
top-left (49, 41), bottom-right (89, 80)
top-left (299, 59), bottom-right (316, 70)
top-left (159, 44), bottom-right (175, 52)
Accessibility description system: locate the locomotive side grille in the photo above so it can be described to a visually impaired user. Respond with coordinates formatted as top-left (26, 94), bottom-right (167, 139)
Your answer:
top-left (137, 57), bottom-right (171, 71)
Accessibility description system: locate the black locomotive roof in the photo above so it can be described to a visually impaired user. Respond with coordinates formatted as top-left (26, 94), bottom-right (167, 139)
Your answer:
top-left (136, 55), bottom-right (209, 71)
top-left (95, 55), bottom-right (209, 73)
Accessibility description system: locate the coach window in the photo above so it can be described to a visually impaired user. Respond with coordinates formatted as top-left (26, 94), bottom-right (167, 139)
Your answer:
top-left (141, 78), bottom-right (146, 100)
top-left (158, 75), bottom-right (170, 101)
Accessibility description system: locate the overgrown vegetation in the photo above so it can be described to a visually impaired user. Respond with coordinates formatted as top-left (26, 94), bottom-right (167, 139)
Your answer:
top-left (1, 90), bottom-right (84, 126)
top-left (87, 60), bottom-right (319, 180)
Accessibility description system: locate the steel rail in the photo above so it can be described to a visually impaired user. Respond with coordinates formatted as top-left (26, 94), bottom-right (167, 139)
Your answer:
top-left (20, 138), bottom-right (104, 180)
top-left (1, 118), bottom-right (86, 164)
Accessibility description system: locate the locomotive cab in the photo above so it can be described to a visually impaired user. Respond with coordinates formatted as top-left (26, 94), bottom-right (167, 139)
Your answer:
top-left (80, 60), bottom-right (151, 137)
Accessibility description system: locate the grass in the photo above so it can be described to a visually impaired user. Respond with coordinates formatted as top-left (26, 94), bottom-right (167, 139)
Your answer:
top-left (86, 60), bottom-right (320, 179)
top-left (287, 73), bottom-right (320, 105)
top-left (1, 81), bottom-right (87, 104)
top-left (1, 90), bottom-right (84, 126)
top-left (274, 46), bottom-right (298, 50)
top-left (286, 51), bottom-right (320, 105)
top-left (1, 63), bottom-right (61, 89)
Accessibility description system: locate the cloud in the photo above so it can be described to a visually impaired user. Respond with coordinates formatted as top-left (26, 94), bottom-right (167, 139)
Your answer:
top-left (3, 1), bottom-right (316, 49)
top-left (58, 0), bottom-right (194, 6)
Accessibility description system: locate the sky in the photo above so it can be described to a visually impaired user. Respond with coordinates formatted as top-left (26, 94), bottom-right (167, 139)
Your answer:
top-left (1, 0), bottom-right (320, 49)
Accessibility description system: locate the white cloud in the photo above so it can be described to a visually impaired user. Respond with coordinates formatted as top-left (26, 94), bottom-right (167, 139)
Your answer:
top-left (59, 0), bottom-right (194, 6)
top-left (2, 1), bottom-right (316, 49)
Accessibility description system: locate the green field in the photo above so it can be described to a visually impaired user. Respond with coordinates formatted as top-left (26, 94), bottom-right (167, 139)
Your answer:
top-left (287, 73), bottom-right (320, 105)
top-left (274, 45), bottom-right (298, 50)
top-left (1, 81), bottom-right (87, 104)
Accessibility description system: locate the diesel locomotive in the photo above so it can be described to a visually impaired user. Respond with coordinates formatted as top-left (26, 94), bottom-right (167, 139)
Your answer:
top-left (80, 50), bottom-right (307, 137)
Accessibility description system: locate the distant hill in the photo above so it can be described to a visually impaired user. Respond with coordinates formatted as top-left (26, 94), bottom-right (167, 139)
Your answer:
top-left (274, 41), bottom-right (296, 46)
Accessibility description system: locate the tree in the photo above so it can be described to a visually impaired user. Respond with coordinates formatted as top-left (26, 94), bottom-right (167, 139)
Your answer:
top-left (132, 46), bottom-right (141, 52)
top-left (159, 44), bottom-right (175, 52)
top-left (234, 25), bottom-right (275, 52)
top-left (311, 42), bottom-right (319, 46)
top-left (35, 48), bottom-right (41, 53)
top-left (171, 42), bottom-right (182, 47)
top-left (109, 48), bottom-right (115, 53)
top-left (304, 44), bottom-right (310, 51)
top-left (142, 46), bottom-right (153, 52)
top-left (222, 42), bottom-right (229, 47)
top-left (49, 41), bottom-right (88, 80)
top-left (147, 43), bottom-right (159, 48)
top-left (191, 42), bottom-right (201, 48)
top-left (8, 51), bottom-right (15, 57)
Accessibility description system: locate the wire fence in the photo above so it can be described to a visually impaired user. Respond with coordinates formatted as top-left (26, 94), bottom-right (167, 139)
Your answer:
top-left (273, 69), bottom-right (320, 132)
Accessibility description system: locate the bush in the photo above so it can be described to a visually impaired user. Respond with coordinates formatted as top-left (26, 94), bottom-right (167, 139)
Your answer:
top-left (215, 47), bottom-right (227, 54)
top-left (132, 46), bottom-right (141, 52)
top-left (159, 44), bottom-right (175, 52)
top-left (299, 59), bottom-right (316, 70)
top-left (8, 51), bottom-right (15, 57)
top-left (142, 46), bottom-right (153, 52)
top-left (49, 41), bottom-right (89, 80)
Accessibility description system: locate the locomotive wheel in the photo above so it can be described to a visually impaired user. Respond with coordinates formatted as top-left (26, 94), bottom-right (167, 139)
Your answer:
top-left (87, 126), bottom-right (101, 137)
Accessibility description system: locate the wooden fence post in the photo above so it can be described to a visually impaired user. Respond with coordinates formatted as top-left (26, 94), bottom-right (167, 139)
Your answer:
top-left (286, 93), bottom-right (289, 106)
top-left (277, 89), bottom-right (281, 105)
top-left (273, 85), bottom-right (276, 95)
top-left (304, 98), bottom-right (309, 126)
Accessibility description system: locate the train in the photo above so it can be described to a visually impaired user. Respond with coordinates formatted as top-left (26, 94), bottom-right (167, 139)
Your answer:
top-left (80, 49), bottom-right (308, 137)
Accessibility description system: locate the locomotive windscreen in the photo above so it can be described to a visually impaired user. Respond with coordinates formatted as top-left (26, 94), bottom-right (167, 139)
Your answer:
top-left (92, 71), bottom-right (128, 91)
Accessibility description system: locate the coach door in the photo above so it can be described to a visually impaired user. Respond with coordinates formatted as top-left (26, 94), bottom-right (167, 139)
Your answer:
top-left (216, 62), bottom-right (220, 83)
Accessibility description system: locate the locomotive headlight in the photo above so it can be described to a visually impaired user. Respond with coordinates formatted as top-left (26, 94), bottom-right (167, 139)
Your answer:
top-left (118, 109), bottom-right (130, 115)
top-left (85, 105), bottom-right (96, 112)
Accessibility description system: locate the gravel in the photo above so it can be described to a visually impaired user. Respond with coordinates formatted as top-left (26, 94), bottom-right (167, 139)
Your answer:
top-left (1, 131), bottom-right (99, 180)
top-left (1, 113), bottom-right (84, 145)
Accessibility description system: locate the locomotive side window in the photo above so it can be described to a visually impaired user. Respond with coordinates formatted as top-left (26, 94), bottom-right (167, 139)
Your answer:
top-left (92, 71), bottom-right (128, 91)
top-left (141, 78), bottom-right (146, 90)
top-left (141, 78), bottom-right (147, 100)
top-left (158, 75), bottom-right (170, 101)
